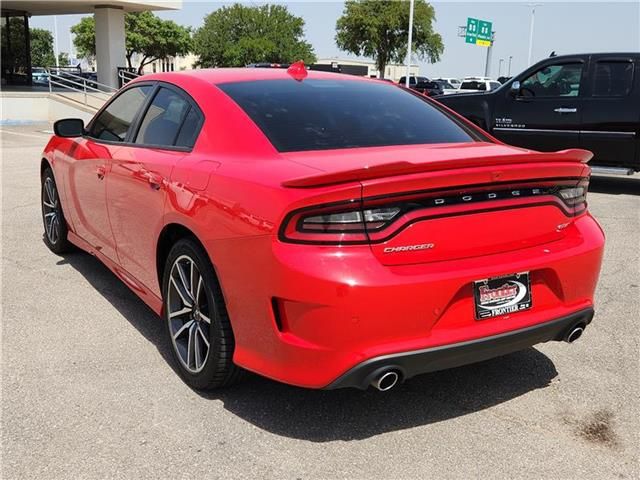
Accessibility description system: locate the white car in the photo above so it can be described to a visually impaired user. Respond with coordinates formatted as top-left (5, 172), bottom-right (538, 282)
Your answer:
top-left (435, 77), bottom-right (461, 89)
top-left (458, 79), bottom-right (503, 93)
top-left (432, 80), bottom-right (459, 95)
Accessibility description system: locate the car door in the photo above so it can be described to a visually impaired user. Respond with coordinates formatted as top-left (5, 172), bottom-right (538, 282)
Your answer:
top-left (579, 55), bottom-right (639, 169)
top-left (107, 84), bottom-right (204, 295)
top-left (492, 59), bottom-right (586, 152)
top-left (65, 84), bottom-right (154, 261)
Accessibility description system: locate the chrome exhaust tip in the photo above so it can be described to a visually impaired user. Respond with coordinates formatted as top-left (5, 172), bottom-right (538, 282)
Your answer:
top-left (371, 371), bottom-right (400, 391)
top-left (565, 325), bottom-right (585, 343)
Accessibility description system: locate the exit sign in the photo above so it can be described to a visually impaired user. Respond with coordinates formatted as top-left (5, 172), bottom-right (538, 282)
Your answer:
top-left (465, 17), bottom-right (493, 47)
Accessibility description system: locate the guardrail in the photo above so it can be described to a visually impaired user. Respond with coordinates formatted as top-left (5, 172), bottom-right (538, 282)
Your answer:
top-left (118, 69), bottom-right (140, 86)
top-left (48, 70), bottom-right (117, 108)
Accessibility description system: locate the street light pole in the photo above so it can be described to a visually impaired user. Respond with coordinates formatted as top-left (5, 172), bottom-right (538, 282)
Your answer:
top-left (53, 15), bottom-right (60, 68)
top-left (508, 55), bottom-right (513, 75)
top-left (498, 58), bottom-right (504, 77)
top-left (405, 0), bottom-right (415, 87)
top-left (527, 3), bottom-right (542, 67)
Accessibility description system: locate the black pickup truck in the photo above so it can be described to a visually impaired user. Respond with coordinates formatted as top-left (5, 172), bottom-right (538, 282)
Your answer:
top-left (437, 53), bottom-right (640, 173)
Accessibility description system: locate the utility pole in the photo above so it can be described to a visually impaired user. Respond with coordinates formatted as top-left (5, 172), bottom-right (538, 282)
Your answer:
top-left (405, 0), bottom-right (415, 86)
top-left (483, 31), bottom-right (495, 78)
top-left (53, 16), bottom-right (60, 68)
top-left (527, 3), bottom-right (542, 66)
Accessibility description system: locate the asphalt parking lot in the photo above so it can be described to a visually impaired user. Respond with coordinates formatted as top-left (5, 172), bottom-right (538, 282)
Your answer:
top-left (1, 124), bottom-right (639, 479)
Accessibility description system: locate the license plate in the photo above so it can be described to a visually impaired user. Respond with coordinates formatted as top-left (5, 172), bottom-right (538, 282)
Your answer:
top-left (473, 272), bottom-right (532, 319)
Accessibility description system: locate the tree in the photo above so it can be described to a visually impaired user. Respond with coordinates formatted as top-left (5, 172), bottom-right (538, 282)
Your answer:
top-left (335, 0), bottom-right (443, 79)
top-left (58, 51), bottom-right (70, 66)
top-left (30, 28), bottom-right (56, 67)
top-left (193, 4), bottom-right (316, 68)
top-left (71, 12), bottom-right (192, 74)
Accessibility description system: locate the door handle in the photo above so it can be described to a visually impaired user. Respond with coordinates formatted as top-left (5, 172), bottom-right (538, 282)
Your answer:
top-left (553, 107), bottom-right (577, 114)
top-left (144, 172), bottom-right (164, 190)
top-left (96, 165), bottom-right (106, 179)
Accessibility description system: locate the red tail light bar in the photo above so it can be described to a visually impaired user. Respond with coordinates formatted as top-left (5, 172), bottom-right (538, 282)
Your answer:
top-left (279, 177), bottom-right (590, 245)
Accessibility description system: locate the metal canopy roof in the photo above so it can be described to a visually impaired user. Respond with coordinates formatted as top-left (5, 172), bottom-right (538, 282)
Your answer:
top-left (1, 1), bottom-right (181, 15)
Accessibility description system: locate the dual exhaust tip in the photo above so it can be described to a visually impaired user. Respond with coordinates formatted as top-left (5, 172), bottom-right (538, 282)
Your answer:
top-left (371, 370), bottom-right (401, 391)
top-left (370, 323), bottom-right (587, 391)
top-left (564, 323), bottom-right (586, 343)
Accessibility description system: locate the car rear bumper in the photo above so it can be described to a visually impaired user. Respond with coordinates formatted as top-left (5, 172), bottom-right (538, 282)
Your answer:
top-left (326, 307), bottom-right (594, 390)
top-left (210, 213), bottom-right (605, 389)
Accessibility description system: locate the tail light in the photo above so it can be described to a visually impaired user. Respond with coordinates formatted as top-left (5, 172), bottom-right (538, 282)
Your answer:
top-left (279, 177), bottom-right (589, 245)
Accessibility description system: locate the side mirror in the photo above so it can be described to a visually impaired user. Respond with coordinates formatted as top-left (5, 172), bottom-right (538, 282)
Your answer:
top-left (509, 80), bottom-right (521, 96)
top-left (54, 118), bottom-right (85, 138)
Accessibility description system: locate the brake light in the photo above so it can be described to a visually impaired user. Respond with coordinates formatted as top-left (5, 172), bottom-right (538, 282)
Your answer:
top-left (279, 177), bottom-right (589, 245)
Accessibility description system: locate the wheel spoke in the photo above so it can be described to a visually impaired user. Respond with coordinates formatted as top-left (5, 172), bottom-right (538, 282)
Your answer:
top-left (186, 322), bottom-right (196, 368)
top-left (43, 200), bottom-right (55, 209)
top-left (176, 261), bottom-right (194, 302)
top-left (198, 312), bottom-right (211, 324)
top-left (194, 328), bottom-right (201, 370)
top-left (45, 180), bottom-right (57, 207)
top-left (172, 319), bottom-right (194, 340)
top-left (195, 276), bottom-right (203, 305)
top-left (170, 275), bottom-right (192, 308)
top-left (197, 325), bottom-right (210, 348)
top-left (169, 306), bottom-right (191, 319)
top-left (190, 261), bottom-right (197, 300)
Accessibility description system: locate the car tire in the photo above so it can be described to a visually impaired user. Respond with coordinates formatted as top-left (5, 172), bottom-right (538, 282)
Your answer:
top-left (162, 238), bottom-right (243, 390)
top-left (41, 166), bottom-right (72, 254)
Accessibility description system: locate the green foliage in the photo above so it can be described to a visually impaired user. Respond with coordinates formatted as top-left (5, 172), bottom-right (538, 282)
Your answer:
top-left (70, 16), bottom-right (95, 61)
top-left (193, 4), bottom-right (316, 67)
top-left (58, 51), bottom-right (71, 66)
top-left (30, 27), bottom-right (56, 67)
top-left (336, 0), bottom-right (444, 78)
top-left (71, 12), bottom-right (192, 73)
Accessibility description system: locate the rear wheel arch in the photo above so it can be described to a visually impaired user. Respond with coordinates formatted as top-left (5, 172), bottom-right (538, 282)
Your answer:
top-left (40, 158), bottom-right (52, 176)
top-left (156, 223), bottom-right (221, 297)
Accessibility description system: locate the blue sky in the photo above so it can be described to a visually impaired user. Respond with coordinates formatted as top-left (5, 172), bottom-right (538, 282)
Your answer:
top-left (30, 1), bottom-right (640, 78)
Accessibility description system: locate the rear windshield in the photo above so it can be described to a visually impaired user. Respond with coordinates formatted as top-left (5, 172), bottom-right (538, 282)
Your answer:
top-left (218, 79), bottom-right (476, 152)
top-left (460, 81), bottom-right (483, 90)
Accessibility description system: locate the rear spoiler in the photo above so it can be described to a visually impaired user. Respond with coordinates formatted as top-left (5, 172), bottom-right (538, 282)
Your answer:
top-left (282, 149), bottom-right (593, 188)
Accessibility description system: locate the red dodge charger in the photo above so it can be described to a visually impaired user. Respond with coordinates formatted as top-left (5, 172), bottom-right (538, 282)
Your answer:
top-left (41, 65), bottom-right (604, 391)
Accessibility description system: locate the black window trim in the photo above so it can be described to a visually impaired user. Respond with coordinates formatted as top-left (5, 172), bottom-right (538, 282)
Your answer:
top-left (85, 80), bottom-right (205, 152)
top-left (590, 57), bottom-right (635, 98)
top-left (513, 58), bottom-right (586, 100)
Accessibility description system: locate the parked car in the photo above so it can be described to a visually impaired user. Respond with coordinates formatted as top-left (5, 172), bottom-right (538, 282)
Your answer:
top-left (458, 79), bottom-right (503, 93)
top-left (398, 75), bottom-right (430, 87)
top-left (497, 76), bottom-right (512, 84)
top-left (437, 53), bottom-right (640, 173)
top-left (42, 66), bottom-right (604, 391)
top-left (414, 80), bottom-right (444, 97)
top-left (435, 77), bottom-right (462, 89)
top-left (432, 79), bottom-right (459, 95)
top-left (31, 67), bottom-right (49, 86)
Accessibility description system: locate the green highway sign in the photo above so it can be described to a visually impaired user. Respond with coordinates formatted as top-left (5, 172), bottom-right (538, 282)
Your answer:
top-left (465, 17), bottom-right (493, 47)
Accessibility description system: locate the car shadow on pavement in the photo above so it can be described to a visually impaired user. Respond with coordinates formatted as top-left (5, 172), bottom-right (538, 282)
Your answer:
top-left (589, 175), bottom-right (640, 195)
top-left (58, 249), bottom-right (559, 442)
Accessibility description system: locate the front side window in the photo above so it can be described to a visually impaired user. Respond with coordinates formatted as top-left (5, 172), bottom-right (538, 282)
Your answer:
top-left (135, 87), bottom-right (191, 146)
top-left (520, 63), bottom-right (583, 97)
top-left (593, 61), bottom-right (634, 97)
top-left (89, 85), bottom-right (152, 141)
top-left (219, 78), bottom-right (476, 152)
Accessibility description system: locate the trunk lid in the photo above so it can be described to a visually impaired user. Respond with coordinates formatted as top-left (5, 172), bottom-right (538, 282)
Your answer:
top-left (283, 143), bottom-right (590, 266)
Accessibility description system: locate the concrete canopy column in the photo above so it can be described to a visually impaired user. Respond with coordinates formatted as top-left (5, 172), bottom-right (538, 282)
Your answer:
top-left (95, 5), bottom-right (125, 89)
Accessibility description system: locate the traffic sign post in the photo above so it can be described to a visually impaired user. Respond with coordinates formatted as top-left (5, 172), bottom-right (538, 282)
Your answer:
top-left (459, 17), bottom-right (495, 77)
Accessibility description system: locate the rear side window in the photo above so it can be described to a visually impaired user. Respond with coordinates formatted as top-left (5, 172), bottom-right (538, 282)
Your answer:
top-left (460, 81), bottom-right (482, 90)
top-left (90, 85), bottom-right (152, 141)
top-left (135, 87), bottom-right (191, 146)
top-left (593, 61), bottom-right (634, 97)
top-left (175, 107), bottom-right (202, 148)
top-left (219, 79), bottom-right (475, 152)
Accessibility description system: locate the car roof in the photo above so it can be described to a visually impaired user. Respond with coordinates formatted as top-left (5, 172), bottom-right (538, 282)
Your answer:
top-left (131, 68), bottom-right (377, 86)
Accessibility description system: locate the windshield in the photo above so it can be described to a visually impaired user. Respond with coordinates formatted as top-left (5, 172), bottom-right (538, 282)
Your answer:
top-left (219, 79), bottom-right (476, 152)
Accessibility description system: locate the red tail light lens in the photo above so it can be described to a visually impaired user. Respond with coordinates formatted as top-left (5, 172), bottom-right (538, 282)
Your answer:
top-left (280, 177), bottom-right (589, 245)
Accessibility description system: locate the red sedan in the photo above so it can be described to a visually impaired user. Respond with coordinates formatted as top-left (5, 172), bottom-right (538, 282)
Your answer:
top-left (41, 65), bottom-right (604, 391)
